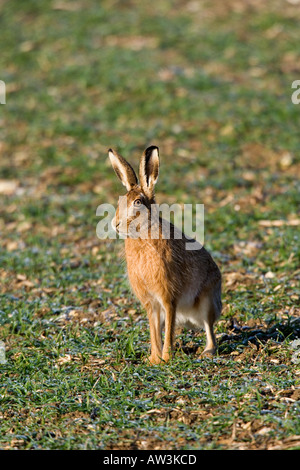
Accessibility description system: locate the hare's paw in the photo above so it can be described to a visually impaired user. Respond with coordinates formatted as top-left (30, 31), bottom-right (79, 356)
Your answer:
top-left (201, 347), bottom-right (217, 357)
top-left (147, 354), bottom-right (163, 365)
top-left (162, 351), bottom-right (172, 363)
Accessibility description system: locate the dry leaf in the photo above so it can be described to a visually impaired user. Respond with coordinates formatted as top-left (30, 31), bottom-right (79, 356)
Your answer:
top-left (57, 354), bottom-right (72, 364)
top-left (259, 219), bottom-right (300, 227)
top-left (0, 180), bottom-right (18, 195)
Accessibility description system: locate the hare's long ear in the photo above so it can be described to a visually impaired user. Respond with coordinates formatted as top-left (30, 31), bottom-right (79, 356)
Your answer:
top-left (108, 148), bottom-right (138, 191)
top-left (139, 146), bottom-right (159, 199)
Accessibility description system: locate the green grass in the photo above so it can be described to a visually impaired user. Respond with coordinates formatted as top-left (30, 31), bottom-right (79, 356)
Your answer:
top-left (0, 0), bottom-right (299, 450)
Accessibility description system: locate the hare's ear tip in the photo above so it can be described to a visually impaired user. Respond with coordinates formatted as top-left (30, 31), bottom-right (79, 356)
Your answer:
top-left (108, 148), bottom-right (117, 159)
top-left (145, 145), bottom-right (159, 156)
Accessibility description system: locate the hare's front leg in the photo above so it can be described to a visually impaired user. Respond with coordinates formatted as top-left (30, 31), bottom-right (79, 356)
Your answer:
top-left (162, 303), bottom-right (176, 363)
top-left (146, 302), bottom-right (163, 365)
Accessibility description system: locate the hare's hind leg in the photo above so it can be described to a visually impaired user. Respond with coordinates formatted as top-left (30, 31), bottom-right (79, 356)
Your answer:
top-left (203, 309), bottom-right (217, 356)
top-left (200, 281), bottom-right (222, 356)
top-left (197, 294), bottom-right (218, 356)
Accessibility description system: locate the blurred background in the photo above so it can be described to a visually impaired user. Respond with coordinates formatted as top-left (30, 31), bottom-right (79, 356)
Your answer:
top-left (0, 0), bottom-right (299, 318)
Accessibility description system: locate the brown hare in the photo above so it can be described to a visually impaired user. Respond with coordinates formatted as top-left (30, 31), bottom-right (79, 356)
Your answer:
top-left (108, 145), bottom-right (222, 365)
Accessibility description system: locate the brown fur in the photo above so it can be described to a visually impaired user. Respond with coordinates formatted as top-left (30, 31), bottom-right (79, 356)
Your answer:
top-left (109, 146), bottom-right (222, 364)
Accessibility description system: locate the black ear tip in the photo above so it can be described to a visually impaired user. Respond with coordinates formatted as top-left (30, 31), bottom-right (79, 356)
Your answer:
top-left (145, 145), bottom-right (159, 157)
top-left (108, 148), bottom-right (114, 153)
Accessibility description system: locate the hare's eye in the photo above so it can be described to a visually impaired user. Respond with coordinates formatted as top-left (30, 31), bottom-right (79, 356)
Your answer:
top-left (134, 199), bottom-right (142, 207)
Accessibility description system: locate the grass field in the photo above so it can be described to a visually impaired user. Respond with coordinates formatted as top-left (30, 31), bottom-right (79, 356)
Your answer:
top-left (0, 0), bottom-right (299, 450)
